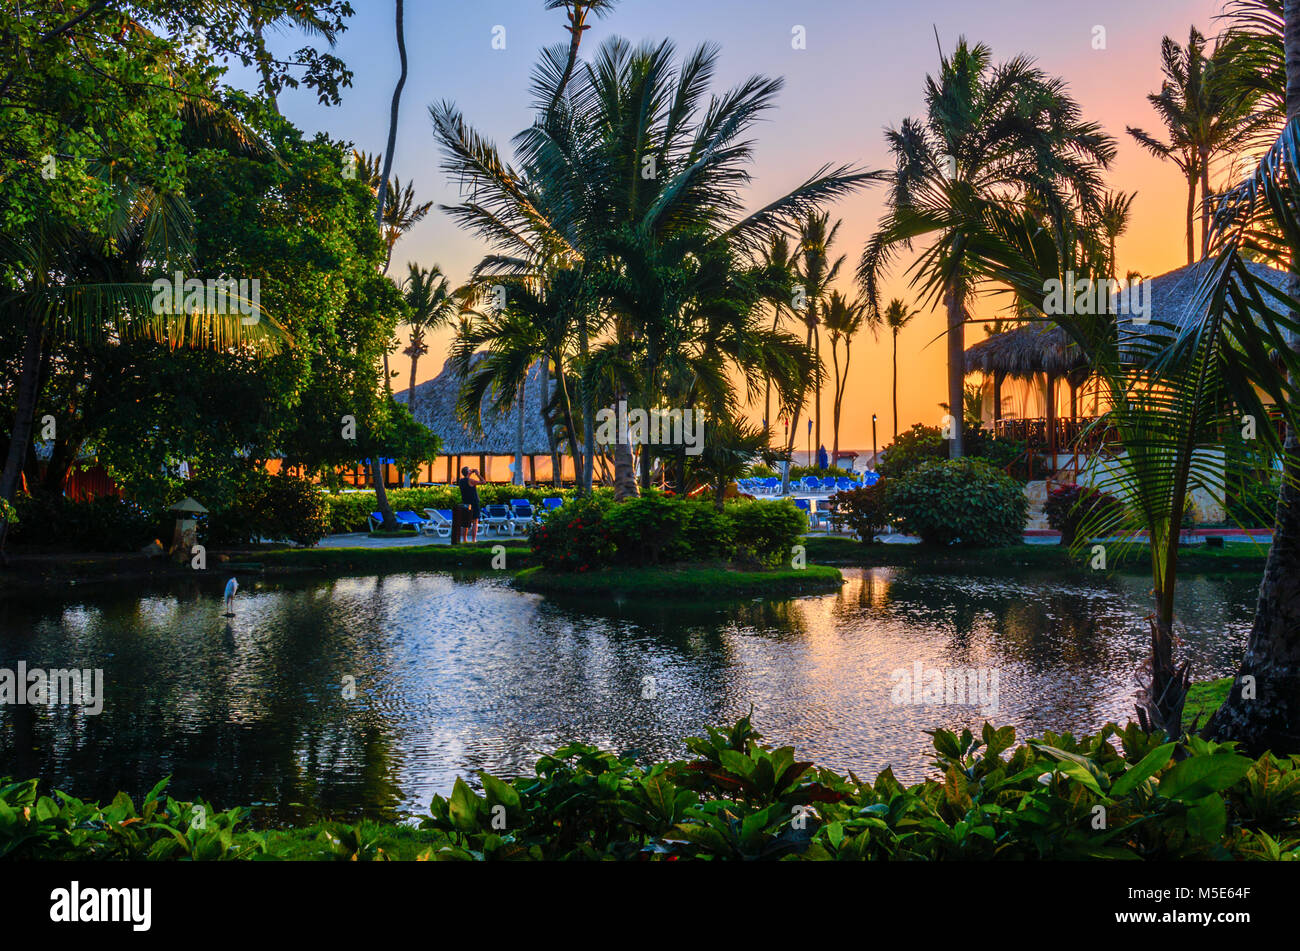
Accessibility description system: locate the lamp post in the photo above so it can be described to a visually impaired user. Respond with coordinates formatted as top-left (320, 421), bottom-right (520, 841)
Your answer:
top-left (806, 419), bottom-right (812, 467)
top-left (871, 414), bottom-right (878, 471)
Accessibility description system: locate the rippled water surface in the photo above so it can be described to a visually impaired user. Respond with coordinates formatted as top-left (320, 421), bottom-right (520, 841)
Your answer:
top-left (0, 567), bottom-right (1257, 820)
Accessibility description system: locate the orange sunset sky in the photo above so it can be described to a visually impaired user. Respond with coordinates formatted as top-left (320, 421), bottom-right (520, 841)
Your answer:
top-left (270, 0), bottom-right (1229, 451)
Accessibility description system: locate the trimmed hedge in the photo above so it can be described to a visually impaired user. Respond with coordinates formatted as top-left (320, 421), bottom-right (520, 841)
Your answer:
top-left (530, 492), bottom-right (807, 572)
top-left (322, 486), bottom-right (598, 534)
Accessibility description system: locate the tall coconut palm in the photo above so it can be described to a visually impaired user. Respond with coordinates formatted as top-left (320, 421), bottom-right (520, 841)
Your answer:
top-left (366, 0), bottom-right (409, 529)
top-left (1200, 0), bottom-right (1300, 754)
top-left (883, 298), bottom-right (920, 438)
top-left (543, 0), bottom-right (620, 111)
top-left (759, 233), bottom-right (795, 442)
top-left (433, 38), bottom-right (881, 500)
top-left (786, 213), bottom-right (843, 458)
top-left (1127, 28), bottom-right (1261, 264)
top-left (400, 263), bottom-right (458, 421)
top-left (822, 290), bottom-right (870, 465)
top-left (1099, 190), bottom-right (1137, 279)
top-left (859, 38), bottom-right (1116, 460)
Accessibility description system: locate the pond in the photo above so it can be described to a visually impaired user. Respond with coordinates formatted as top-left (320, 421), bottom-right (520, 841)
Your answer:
top-left (0, 567), bottom-right (1257, 823)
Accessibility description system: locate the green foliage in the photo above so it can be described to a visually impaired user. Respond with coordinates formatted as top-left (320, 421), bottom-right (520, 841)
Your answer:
top-left (205, 473), bottom-right (329, 547)
top-left (323, 486), bottom-right (592, 535)
top-left (1044, 484), bottom-right (1127, 546)
top-left (9, 496), bottom-right (164, 552)
top-left (827, 484), bottom-right (890, 543)
top-left (877, 423), bottom-right (1024, 481)
top-left (723, 499), bottom-right (806, 567)
top-left (529, 496), bottom-right (803, 572)
top-left (529, 496), bottom-right (614, 573)
top-left (888, 459), bottom-right (1028, 547)
top-left (9, 718), bottom-right (1297, 861)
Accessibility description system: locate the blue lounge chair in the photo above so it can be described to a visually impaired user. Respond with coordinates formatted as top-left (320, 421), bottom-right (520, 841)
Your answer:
top-left (542, 497), bottom-right (564, 511)
top-left (510, 499), bottom-right (536, 532)
top-left (480, 504), bottom-right (514, 535)
top-left (861, 471), bottom-right (881, 487)
top-left (396, 510), bottom-right (437, 534)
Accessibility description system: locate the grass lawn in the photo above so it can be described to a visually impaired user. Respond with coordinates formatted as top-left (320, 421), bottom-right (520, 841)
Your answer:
top-left (253, 543), bottom-right (533, 573)
top-left (513, 563), bottom-right (843, 599)
top-left (802, 536), bottom-right (1270, 576)
top-left (1184, 676), bottom-right (1233, 731)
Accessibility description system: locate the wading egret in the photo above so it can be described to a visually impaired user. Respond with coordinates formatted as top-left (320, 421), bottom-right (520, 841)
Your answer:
top-left (223, 577), bottom-right (238, 616)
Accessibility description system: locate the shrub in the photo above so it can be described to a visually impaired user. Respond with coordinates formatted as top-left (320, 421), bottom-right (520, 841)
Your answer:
top-left (1044, 483), bottom-right (1126, 546)
top-left (323, 486), bottom-right (588, 534)
top-left (827, 483), bottom-right (889, 543)
top-left (887, 458), bottom-right (1027, 547)
top-left (602, 493), bottom-right (689, 565)
top-left (876, 424), bottom-right (947, 479)
top-left (722, 499), bottom-right (806, 567)
top-left (203, 473), bottom-right (328, 547)
top-left (878, 422), bottom-right (1025, 482)
top-left (10, 495), bottom-right (164, 552)
top-left (678, 501), bottom-right (732, 561)
top-left (6, 718), bottom-right (1298, 860)
top-left (529, 496), bottom-right (613, 572)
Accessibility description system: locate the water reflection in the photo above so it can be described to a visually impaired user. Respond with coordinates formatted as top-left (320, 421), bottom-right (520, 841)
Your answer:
top-left (0, 567), bottom-right (1257, 821)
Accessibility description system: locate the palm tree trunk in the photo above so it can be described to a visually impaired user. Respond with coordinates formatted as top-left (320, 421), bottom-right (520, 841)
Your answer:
top-left (0, 318), bottom-right (45, 554)
top-left (369, 0), bottom-right (407, 531)
top-left (1206, 0), bottom-right (1300, 753)
top-left (578, 315), bottom-right (595, 493)
top-left (785, 322), bottom-right (814, 454)
top-left (830, 338), bottom-right (842, 465)
top-left (540, 359), bottom-right (561, 486)
top-left (1199, 148), bottom-right (1211, 260)
top-left (405, 338), bottom-right (421, 486)
top-left (1185, 172), bottom-right (1197, 266)
top-left (945, 288), bottom-right (965, 458)
top-left (613, 397), bottom-right (638, 500)
top-left (514, 379), bottom-right (526, 486)
top-left (813, 324), bottom-right (822, 454)
top-left (892, 331), bottom-right (900, 438)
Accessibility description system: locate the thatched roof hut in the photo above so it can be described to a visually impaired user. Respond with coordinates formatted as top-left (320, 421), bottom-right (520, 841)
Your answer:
top-left (396, 355), bottom-right (555, 456)
top-left (963, 323), bottom-right (1085, 380)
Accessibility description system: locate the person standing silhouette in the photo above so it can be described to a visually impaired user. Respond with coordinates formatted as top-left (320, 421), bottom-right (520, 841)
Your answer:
top-left (456, 467), bottom-right (483, 542)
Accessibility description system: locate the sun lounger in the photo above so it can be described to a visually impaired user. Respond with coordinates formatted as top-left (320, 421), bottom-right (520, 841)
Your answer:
top-left (422, 509), bottom-right (453, 537)
top-left (480, 504), bottom-right (515, 535)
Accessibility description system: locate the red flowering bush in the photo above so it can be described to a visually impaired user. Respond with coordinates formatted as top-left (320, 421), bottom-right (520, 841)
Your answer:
top-left (530, 496), bottom-right (614, 572)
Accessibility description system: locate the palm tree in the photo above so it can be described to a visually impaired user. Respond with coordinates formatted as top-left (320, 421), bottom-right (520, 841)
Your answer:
top-left (882, 298), bottom-right (920, 438)
top-left (786, 213), bottom-right (843, 458)
top-left (433, 38), bottom-right (880, 501)
top-left (1198, 0), bottom-right (1300, 753)
top-left (1127, 28), bottom-right (1260, 264)
top-left (821, 290), bottom-right (870, 465)
top-left (400, 263), bottom-right (458, 422)
top-left (759, 234), bottom-right (795, 442)
top-left (1098, 190), bottom-right (1137, 279)
top-left (859, 38), bottom-right (1115, 459)
top-left (368, 0), bottom-right (409, 530)
top-left (543, 0), bottom-right (620, 111)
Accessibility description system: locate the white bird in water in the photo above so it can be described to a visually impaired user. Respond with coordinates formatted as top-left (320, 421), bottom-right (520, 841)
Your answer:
top-left (223, 577), bottom-right (238, 617)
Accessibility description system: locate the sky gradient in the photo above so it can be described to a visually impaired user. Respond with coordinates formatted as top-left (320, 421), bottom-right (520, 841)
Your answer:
top-left (264, 0), bottom-right (1227, 451)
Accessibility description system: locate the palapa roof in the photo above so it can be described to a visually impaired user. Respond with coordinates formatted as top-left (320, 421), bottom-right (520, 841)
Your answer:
top-left (396, 355), bottom-right (557, 456)
top-left (964, 323), bottom-right (1084, 379)
top-left (965, 259), bottom-right (1292, 379)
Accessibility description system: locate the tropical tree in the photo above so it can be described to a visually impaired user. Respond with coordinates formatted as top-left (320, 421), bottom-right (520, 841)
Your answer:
top-left (432, 38), bottom-right (879, 501)
top-left (400, 263), bottom-right (459, 422)
top-left (822, 290), bottom-right (871, 465)
top-left (882, 298), bottom-right (920, 438)
top-left (687, 413), bottom-right (769, 510)
top-left (1127, 27), bottom-right (1261, 264)
top-left (760, 234), bottom-right (795, 442)
top-left (785, 213), bottom-right (844, 457)
top-left (0, 185), bottom-right (287, 552)
top-left (543, 0), bottom-right (620, 110)
top-left (1099, 190), bottom-right (1137, 279)
top-left (859, 38), bottom-right (1116, 459)
top-left (1197, 0), bottom-right (1300, 753)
